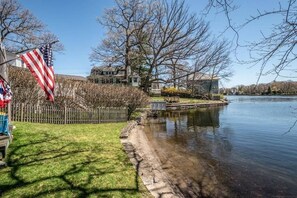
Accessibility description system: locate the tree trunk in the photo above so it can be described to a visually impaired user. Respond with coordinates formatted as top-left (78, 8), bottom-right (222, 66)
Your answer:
top-left (173, 64), bottom-right (176, 88)
top-left (0, 44), bottom-right (8, 82)
top-left (125, 39), bottom-right (130, 85)
top-left (143, 64), bottom-right (154, 93)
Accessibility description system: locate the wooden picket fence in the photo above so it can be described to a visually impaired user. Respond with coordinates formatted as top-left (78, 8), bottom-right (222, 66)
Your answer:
top-left (0, 103), bottom-right (128, 124)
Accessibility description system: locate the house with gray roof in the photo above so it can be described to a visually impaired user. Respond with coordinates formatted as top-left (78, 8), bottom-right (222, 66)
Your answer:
top-left (88, 65), bottom-right (140, 87)
top-left (186, 72), bottom-right (219, 94)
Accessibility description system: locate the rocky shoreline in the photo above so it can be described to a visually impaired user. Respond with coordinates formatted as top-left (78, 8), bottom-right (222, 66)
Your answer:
top-left (120, 101), bottom-right (230, 197)
top-left (120, 120), bottom-right (184, 197)
top-left (121, 121), bottom-right (230, 198)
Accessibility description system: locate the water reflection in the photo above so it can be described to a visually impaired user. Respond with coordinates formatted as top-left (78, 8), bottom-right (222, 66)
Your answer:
top-left (145, 108), bottom-right (234, 197)
top-left (145, 97), bottom-right (297, 197)
top-left (150, 108), bottom-right (233, 160)
top-left (186, 108), bottom-right (220, 128)
top-left (228, 95), bottom-right (297, 103)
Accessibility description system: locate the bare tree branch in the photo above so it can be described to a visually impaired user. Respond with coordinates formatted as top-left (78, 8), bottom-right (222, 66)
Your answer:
top-left (206, 0), bottom-right (297, 82)
top-left (0, 0), bottom-right (63, 52)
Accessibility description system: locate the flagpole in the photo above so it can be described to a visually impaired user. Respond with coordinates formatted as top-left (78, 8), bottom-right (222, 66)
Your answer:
top-left (0, 40), bottom-right (59, 67)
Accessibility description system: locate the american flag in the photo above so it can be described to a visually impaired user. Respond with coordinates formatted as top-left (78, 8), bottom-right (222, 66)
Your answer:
top-left (20, 44), bottom-right (55, 101)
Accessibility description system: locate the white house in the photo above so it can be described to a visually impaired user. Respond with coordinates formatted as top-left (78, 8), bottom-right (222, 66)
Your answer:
top-left (6, 51), bottom-right (26, 68)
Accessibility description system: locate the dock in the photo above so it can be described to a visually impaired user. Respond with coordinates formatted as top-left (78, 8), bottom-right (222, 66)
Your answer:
top-left (151, 100), bottom-right (229, 111)
top-left (166, 101), bottom-right (229, 110)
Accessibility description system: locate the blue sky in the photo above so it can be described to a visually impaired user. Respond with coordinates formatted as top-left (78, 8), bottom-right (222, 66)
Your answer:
top-left (18, 0), bottom-right (292, 88)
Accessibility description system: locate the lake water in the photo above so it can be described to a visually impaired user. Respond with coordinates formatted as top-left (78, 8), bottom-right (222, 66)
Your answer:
top-left (144, 96), bottom-right (297, 197)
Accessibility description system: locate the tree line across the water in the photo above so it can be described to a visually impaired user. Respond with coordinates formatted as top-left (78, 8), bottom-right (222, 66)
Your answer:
top-left (221, 81), bottom-right (297, 96)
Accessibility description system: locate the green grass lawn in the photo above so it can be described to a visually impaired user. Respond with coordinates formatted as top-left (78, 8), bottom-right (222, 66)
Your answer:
top-left (0, 122), bottom-right (150, 198)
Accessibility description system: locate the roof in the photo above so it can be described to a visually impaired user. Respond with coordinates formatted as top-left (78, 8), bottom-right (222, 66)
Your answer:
top-left (9, 65), bottom-right (87, 81)
top-left (55, 74), bottom-right (87, 81)
top-left (91, 65), bottom-right (139, 77)
top-left (187, 72), bottom-right (219, 81)
top-left (92, 65), bottom-right (124, 72)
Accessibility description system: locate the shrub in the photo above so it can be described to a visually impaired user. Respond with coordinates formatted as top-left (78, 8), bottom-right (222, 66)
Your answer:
top-left (76, 83), bottom-right (150, 120)
top-left (161, 87), bottom-right (192, 98)
top-left (9, 66), bottom-right (40, 104)
top-left (9, 67), bottom-right (150, 120)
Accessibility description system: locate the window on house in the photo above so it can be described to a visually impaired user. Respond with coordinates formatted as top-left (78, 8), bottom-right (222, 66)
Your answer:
top-left (133, 77), bottom-right (138, 83)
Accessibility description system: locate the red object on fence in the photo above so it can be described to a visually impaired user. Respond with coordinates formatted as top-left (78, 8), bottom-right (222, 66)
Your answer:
top-left (0, 79), bottom-right (12, 108)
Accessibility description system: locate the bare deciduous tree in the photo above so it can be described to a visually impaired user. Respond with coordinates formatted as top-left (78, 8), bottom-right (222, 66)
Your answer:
top-left (0, 0), bottom-right (62, 52)
top-left (200, 40), bottom-right (232, 79)
top-left (0, 0), bottom-right (43, 46)
top-left (90, 0), bottom-right (153, 82)
top-left (206, 0), bottom-right (297, 81)
top-left (0, 0), bottom-right (62, 84)
top-left (76, 82), bottom-right (149, 119)
top-left (185, 39), bottom-right (232, 94)
top-left (8, 66), bottom-right (40, 104)
top-left (92, 0), bottom-right (232, 93)
top-left (137, 0), bottom-right (211, 92)
top-left (246, 1), bottom-right (297, 81)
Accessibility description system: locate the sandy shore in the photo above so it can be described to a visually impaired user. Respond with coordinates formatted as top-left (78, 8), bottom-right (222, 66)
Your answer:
top-left (121, 122), bottom-right (183, 197)
top-left (121, 120), bottom-right (230, 198)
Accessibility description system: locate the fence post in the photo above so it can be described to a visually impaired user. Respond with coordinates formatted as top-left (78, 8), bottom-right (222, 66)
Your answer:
top-left (21, 103), bottom-right (24, 122)
top-left (98, 108), bottom-right (101, 124)
top-left (8, 102), bottom-right (11, 122)
top-left (64, 103), bottom-right (67, 124)
top-left (108, 107), bottom-right (110, 122)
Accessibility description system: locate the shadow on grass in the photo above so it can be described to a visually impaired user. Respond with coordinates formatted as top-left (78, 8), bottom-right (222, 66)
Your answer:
top-left (0, 132), bottom-right (144, 197)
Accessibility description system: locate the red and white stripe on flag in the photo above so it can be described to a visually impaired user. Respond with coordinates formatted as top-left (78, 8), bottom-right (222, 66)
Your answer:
top-left (20, 48), bottom-right (55, 101)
